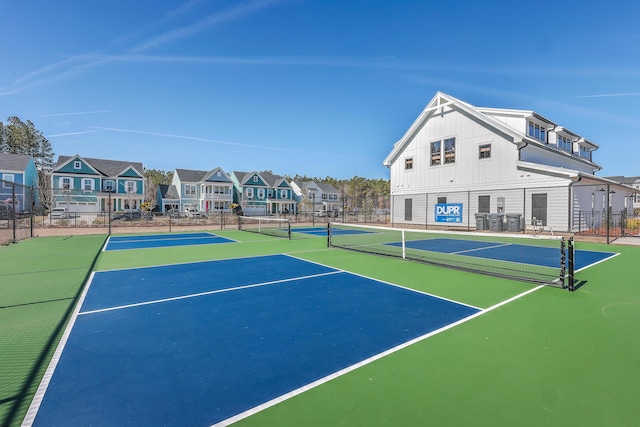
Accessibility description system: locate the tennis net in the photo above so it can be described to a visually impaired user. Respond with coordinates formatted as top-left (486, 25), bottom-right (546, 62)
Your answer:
top-left (238, 216), bottom-right (291, 239)
top-left (328, 223), bottom-right (573, 287)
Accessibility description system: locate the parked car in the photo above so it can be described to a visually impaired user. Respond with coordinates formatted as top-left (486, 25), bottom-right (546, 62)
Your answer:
top-left (0, 204), bottom-right (15, 220)
top-left (185, 208), bottom-right (207, 218)
top-left (49, 207), bottom-right (69, 219)
top-left (112, 209), bottom-right (142, 221)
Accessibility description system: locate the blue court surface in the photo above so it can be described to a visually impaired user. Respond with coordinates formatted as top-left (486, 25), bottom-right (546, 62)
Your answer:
top-left (104, 232), bottom-right (235, 250)
top-left (28, 254), bottom-right (480, 426)
top-left (387, 238), bottom-right (616, 270)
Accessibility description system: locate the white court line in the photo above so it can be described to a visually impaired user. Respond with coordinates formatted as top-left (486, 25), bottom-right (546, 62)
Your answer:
top-left (213, 283), bottom-right (546, 427)
top-left (451, 242), bottom-right (512, 255)
top-left (79, 271), bottom-right (343, 316)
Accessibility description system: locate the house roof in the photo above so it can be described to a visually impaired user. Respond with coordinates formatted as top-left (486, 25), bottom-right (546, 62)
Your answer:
top-left (158, 184), bottom-right (180, 199)
top-left (316, 182), bottom-right (339, 193)
top-left (234, 171), bottom-right (287, 187)
top-left (56, 155), bottom-right (144, 177)
top-left (383, 91), bottom-right (523, 167)
top-left (0, 153), bottom-right (33, 171)
top-left (175, 168), bottom-right (207, 182)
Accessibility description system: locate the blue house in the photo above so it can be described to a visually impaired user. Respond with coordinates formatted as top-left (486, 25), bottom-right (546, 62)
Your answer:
top-left (0, 153), bottom-right (39, 213)
top-left (51, 155), bottom-right (145, 213)
top-left (231, 171), bottom-right (297, 216)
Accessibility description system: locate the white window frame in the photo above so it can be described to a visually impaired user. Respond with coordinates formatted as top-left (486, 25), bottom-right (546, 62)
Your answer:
top-left (61, 177), bottom-right (72, 190)
top-left (83, 178), bottom-right (93, 191)
top-left (103, 180), bottom-right (115, 192)
top-left (431, 138), bottom-right (456, 166)
top-left (74, 161), bottom-right (81, 169)
top-left (258, 188), bottom-right (265, 199)
top-left (280, 189), bottom-right (288, 199)
top-left (2, 174), bottom-right (14, 187)
top-left (125, 180), bottom-right (137, 194)
top-left (184, 184), bottom-right (196, 195)
top-left (246, 188), bottom-right (254, 199)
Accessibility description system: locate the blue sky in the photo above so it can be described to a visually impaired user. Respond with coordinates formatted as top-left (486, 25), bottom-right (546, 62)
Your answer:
top-left (1, 0), bottom-right (639, 179)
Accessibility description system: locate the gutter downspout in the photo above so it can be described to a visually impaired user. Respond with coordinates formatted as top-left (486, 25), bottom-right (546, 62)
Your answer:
top-left (517, 140), bottom-right (529, 161)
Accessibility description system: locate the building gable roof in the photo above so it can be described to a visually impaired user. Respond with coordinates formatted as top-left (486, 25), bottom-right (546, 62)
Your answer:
top-left (56, 155), bottom-right (144, 178)
top-left (383, 91), bottom-right (523, 167)
top-left (0, 153), bottom-right (33, 172)
top-left (158, 184), bottom-right (180, 199)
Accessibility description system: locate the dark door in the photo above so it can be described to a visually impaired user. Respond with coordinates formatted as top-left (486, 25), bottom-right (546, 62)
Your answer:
top-left (531, 193), bottom-right (548, 225)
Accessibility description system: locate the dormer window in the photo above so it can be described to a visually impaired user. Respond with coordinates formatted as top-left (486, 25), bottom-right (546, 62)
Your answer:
top-left (528, 121), bottom-right (547, 143)
top-left (557, 135), bottom-right (572, 153)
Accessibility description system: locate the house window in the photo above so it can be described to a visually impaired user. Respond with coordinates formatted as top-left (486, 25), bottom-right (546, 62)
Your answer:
top-left (322, 194), bottom-right (327, 200)
top-left (74, 161), bottom-right (81, 169)
top-left (253, 176), bottom-right (258, 182)
top-left (528, 121), bottom-right (534, 137)
top-left (528, 121), bottom-right (547, 142)
top-left (540, 127), bottom-right (546, 143)
top-left (579, 146), bottom-right (591, 160)
top-left (83, 179), bottom-right (93, 191)
top-left (62, 177), bottom-right (71, 190)
top-left (126, 181), bottom-right (137, 193)
top-left (444, 138), bottom-right (455, 164)
top-left (557, 135), bottom-right (572, 153)
top-left (258, 188), bottom-right (265, 199)
top-left (184, 184), bottom-right (196, 195)
top-left (280, 189), bottom-right (288, 199)
top-left (430, 141), bottom-right (441, 165)
top-left (2, 174), bottom-right (14, 187)
top-left (103, 180), bottom-right (115, 192)
top-left (246, 188), bottom-right (254, 199)
top-left (431, 138), bottom-right (455, 165)
top-left (479, 144), bottom-right (491, 159)
top-left (405, 158), bottom-right (413, 170)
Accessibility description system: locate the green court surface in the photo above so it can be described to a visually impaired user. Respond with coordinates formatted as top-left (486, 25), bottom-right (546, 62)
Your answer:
top-left (1, 230), bottom-right (639, 426)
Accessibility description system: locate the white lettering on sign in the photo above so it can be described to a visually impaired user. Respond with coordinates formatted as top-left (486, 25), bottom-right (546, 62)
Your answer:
top-left (436, 205), bottom-right (460, 215)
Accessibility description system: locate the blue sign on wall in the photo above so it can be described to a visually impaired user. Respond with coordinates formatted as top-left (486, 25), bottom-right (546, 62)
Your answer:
top-left (435, 203), bottom-right (463, 223)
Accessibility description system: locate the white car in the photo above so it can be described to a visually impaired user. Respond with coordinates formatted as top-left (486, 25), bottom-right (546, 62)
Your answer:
top-left (49, 207), bottom-right (69, 219)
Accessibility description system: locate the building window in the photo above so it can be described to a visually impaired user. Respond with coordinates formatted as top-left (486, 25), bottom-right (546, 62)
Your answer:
top-left (62, 177), bottom-right (71, 190)
top-left (126, 181), bottom-right (137, 193)
top-left (74, 161), bottom-right (81, 169)
top-left (405, 158), bottom-right (413, 170)
top-left (431, 138), bottom-right (455, 165)
top-left (83, 179), bottom-right (93, 191)
top-left (437, 197), bottom-right (447, 204)
top-left (184, 184), bottom-right (196, 195)
top-left (528, 121), bottom-right (547, 142)
top-left (246, 188), bottom-right (254, 199)
top-left (280, 189), bottom-right (288, 199)
top-left (478, 195), bottom-right (490, 213)
top-left (479, 144), bottom-right (491, 159)
top-left (2, 174), bottom-right (14, 187)
top-left (444, 138), bottom-right (455, 164)
top-left (103, 180), bottom-right (115, 192)
top-left (579, 146), bottom-right (592, 160)
top-left (253, 176), bottom-right (258, 182)
top-left (430, 141), bottom-right (442, 166)
top-left (258, 188), bottom-right (265, 199)
top-left (557, 135), bottom-right (572, 153)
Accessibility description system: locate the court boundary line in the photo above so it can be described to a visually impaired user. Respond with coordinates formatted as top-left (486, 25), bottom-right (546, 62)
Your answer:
top-left (22, 271), bottom-right (98, 426)
top-left (214, 283), bottom-right (546, 427)
top-left (79, 271), bottom-right (343, 316)
top-left (103, 232), bottom-right (237, 252)
top-left (574, 252), bottom-right (620, 273)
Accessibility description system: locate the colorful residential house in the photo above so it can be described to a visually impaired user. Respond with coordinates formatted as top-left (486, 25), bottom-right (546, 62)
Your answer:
top-left (231, 171), bottom-right (297, 216)
top-left (51, 155), bottom-right (145, 213)
top-left (170, 167), bottom-right (234, 213)
top-left (0, 153), bottom-right (39, 213)
top-left (290, 180), bottom-right (341, 214)
top-left (383, 91), bottom-right (638, 231)
top-left (156, 184), bottom-right (180, 213)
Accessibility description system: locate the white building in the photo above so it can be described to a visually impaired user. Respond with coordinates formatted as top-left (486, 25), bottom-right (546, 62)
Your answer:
top-left (383, 92), bottom-right (638, 232)
top-left (290, 180), bottom-right (341, 213)
top-left (170, 167), bottom-right (234, 213)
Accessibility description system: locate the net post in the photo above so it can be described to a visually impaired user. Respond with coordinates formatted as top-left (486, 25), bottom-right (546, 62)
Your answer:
top-left (327, 223), bottom-right (332, 247)
top-left (287, 220), bottom-right (291, 240)
top-left (401, 229), bottom-right (406, 259)
top-left (559, 237), bottom-right (566, 288)
top-left (568, 237), bottom-right (575, 292)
